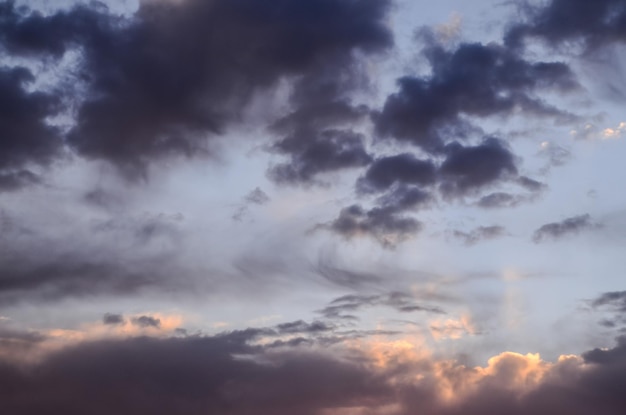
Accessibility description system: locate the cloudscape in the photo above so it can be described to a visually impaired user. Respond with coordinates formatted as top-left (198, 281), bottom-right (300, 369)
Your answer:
top-left (1, 0), bottom-right (626, 413)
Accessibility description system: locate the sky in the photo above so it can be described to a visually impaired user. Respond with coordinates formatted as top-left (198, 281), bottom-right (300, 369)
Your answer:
top-left (0, 0), bottom-right (626, 413)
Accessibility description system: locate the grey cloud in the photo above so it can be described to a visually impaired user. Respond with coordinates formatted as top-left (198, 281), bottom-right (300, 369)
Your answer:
top-left (0, 254), bottom-right (183, 307)
top-left (132, 315), bottom-right (161, 328)
top-left (276, 320), bottom-right (333, 335)
top-left (83, 188), bottom-right (125, 211)
top-left (532, 214), bottom-right (598, 243)
top-left (325, 181), bottom-right (431, 247)
top-left (318, 292), bottom-right (444, 320)
top-left (1, 329), bottom-right (626, 414)
top-left (269, 129), bottom-right (372, 185)
top-left (233, 187), bottom-right (271, 221)
top-left (265, 49), bottom-right (382, 185)
top-left (439, 138), bottom-right (518, 197)
top-left (374, 39), bottom-right (578, 152)
top-left (91, 212), bottom-right (184, 244)
top-left (0, 0), bottom-right (392, 179)
top-left (245, 188), bottom-right (270, 205)
top-left (0, 332), bottom-right (392, 415)
top-left (103, 313), bottom-right (124, 325)
top-left (477, 192), bottom-right (523, 208)
top-left (451, 225), bottom-right (506, 246)
top-left (592, 291), bottom-right (626, 313)
top-left (592, 291), bottom-right (626, 330)
top-left (375, 185), bottom-right (432, 211)
top-left (0, 170), bottom-right (42, 191)
top-left (506, 0), bottom-right (626, 51)
top-left (539, 143), bottom-right (572, 169)
top-left (0, 215), bottom-right (189, 306)
top-left (357, 153), bottom-right (437, 194)
top-left (0, 66), bottom-right (61, 190)
top-left (517, 176), bottom-right (545, 192)
top-left (342, 32), bottom-right (571, 227)
top-left (313, 261), bottom-right (382, 289)
top-left (0, 208), bottom-right (194, 306)
top-left (325, 204), bottom-right (423, 248)
top-left (0, 326), bottom-right (46, 351)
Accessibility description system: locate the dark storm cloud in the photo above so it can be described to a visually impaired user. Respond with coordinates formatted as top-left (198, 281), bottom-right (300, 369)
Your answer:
top-left (532, 213), bottom-right (598, 243)
top-left (357, 153), bottom-right (437, 194)
top-left (0, 66), bottom-right (61, 190)
top-left (439, 138), bottom-right (518, 197)
top-left (374, 39), bottom-right (578, 152)
top-left (2, 329), bottom-right (626, 414)
top-left (0, 0), bottom-right (392, 178)
top-left (506, 0), bottom-right (626, 51)
top-left (0, 332), bottom-right (393, 415)
top-left (451, 225), bottom-right (506, 246)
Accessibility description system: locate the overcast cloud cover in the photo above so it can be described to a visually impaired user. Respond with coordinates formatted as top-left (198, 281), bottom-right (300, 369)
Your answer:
top-left (0, 0), bottom-right (625, 413)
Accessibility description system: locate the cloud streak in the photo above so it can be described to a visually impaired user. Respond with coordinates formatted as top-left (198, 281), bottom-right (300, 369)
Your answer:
top-left (532, 214), bottom-right (598, 243)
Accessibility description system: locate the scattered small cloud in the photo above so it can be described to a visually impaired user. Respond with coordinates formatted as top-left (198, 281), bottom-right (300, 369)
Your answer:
top-left (103, 313), bottom-right (125, 325)
top-left (451, 225), bottom-right (507, 246)
top-left (132, 315), bottom-right (162, 328)
top-left (429, 313), bottom-right (478, 340)
top-left (570, 122), bottom-right (626, 140)
top-left (532, 214), bottom-right (599, 243)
